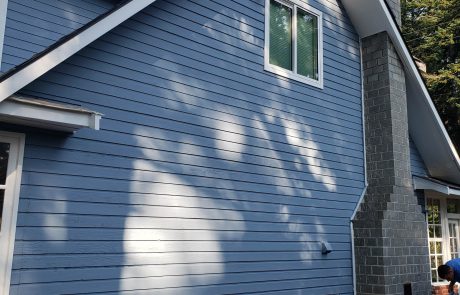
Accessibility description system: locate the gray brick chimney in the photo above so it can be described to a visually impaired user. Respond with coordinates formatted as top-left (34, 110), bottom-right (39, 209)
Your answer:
top-left (352, 27), bottom-right (431, 295)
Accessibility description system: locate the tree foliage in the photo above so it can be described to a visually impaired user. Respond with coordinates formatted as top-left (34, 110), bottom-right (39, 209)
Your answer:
top-left (402, 0), bottom-right (460, 151)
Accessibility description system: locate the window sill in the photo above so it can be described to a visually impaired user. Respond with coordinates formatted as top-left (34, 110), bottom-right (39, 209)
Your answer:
top-left (264, 63), bottom-right (323, 89)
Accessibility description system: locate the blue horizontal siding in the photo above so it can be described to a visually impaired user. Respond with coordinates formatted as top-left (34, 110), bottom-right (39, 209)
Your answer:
top-left (10, 275), bottom-right (353, 294)
top-left (9, 0), bottom-right (365, 293)
top-left (410, 137), bottom-right (428, 177)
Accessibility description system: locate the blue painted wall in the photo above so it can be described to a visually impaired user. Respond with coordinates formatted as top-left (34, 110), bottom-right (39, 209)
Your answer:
top-left (6, 0), bottom-right (364, 293)
top-left (1, 0), bottom-right (114, 72)
top-left (410, 137), bottom-right (428, 178)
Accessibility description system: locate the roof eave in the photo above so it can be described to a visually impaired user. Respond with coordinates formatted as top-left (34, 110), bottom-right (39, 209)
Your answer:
top-left (341, 0), bottom-right (460, 185)
top-left (0, 96), bottom-right (102, 132)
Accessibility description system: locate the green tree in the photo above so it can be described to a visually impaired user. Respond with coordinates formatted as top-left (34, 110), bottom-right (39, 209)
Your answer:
top-left (402, 0), bottom-right (460, 151)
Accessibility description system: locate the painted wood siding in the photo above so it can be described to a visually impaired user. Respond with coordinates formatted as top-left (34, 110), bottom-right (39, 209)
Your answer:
top-left (9, 0), bottom-right (364, 294)
top-left (1, 0), bottom-right (114, 72)
top-left (410, 137), bottom-right (428, 177)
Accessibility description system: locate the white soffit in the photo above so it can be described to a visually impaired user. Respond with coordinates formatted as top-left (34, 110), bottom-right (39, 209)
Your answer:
top-left (342, 0), bottom-right (460, 185)
top-left (0, 96), bottom-right (101, 132)
top-left (0, 0), bottom-right (157, 102)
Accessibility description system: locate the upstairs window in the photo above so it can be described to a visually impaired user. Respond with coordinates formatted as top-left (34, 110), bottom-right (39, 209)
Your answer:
top-left (265, 0), bottom-right (323, 88)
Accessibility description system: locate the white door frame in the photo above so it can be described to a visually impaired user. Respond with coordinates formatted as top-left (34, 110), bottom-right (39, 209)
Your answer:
top-left (0, 131), bottom-right (25, 295)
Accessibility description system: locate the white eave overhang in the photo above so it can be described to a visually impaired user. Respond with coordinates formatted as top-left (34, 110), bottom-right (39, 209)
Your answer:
top-left (342, 0), bottom-right (460, 185)
top-left (413, 176), bottom-right (460, 197)
top-left (0, 96), bottom-right (102, 132)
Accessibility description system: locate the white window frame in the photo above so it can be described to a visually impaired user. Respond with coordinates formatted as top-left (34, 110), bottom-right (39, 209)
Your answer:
top-left (426, 192), bottom-right (460, 286)
top-left (0, 0), bottom-right (8, 70)
top-left (264, 0), bottom-right (324, 89)
top-left (0, 131), bottom-right (25, 295)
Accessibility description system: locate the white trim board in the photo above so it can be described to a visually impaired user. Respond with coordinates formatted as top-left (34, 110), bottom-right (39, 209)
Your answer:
top-left (0, 0), bottom-right (157, 102)
top-left (0, 131), bottom-right (25, 295)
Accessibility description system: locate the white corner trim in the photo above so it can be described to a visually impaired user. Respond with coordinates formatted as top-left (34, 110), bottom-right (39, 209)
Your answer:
top-left (0, 0), bottom-right (8, 70)
top-left (264, 0), bottom-right (324, 89)
top-left (0, 0), bottom-right (157, 102)
top-left (0, 131), bottom-right (25, 295)
top-left (0, 98), bottom-right (101, 131)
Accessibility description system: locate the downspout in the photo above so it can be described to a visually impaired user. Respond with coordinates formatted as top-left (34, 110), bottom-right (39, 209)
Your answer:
top-left (350, 39), bottom-right (368, 295)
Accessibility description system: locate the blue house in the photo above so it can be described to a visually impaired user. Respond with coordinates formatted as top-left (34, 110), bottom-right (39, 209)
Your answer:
top-left (0, 0), bottom-right (459, 294)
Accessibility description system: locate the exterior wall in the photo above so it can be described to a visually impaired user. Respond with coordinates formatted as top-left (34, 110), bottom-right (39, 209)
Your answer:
top-left (5, 0), bottom-right (364, 294)
top-left (353, 32), bottom-right (431, 294)
top-left (1, 0), bottom-right (114, 72)
top-left (410, 137), bottom-right (429, 178)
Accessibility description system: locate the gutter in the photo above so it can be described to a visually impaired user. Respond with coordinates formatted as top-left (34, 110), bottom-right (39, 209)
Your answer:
top-left (350, 38), bottom-right (368, 295)
top-left (413, 176), bottom-right (460, 197)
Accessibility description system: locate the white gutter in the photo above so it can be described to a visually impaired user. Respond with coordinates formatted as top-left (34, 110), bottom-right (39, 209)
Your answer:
top-left (0, 0), bottom-right (157, 102)
top-left (0, 96), bottom-right (102, 131)
top-left (413, 176), bottom-right (460, 197)
top-left (350, 39), bottom-right (368, 295)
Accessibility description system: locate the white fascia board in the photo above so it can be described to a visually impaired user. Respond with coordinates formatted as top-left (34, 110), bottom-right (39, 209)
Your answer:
top-left (342, 0), bottom-right (460, 185)
top-left (0, 0), bottom-right (157, 102)
top-left (0, 99), bottom-right (101, 131)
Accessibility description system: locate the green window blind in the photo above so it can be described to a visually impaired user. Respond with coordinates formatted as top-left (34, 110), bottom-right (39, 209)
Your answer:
top-left (297, 8), bottom-right (318, 79)
top-left (269, 0), bottom-right (292, 70)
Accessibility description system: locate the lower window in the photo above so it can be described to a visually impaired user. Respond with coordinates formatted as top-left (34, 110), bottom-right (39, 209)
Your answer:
top-left (427, 195), bottom-right (460, 283)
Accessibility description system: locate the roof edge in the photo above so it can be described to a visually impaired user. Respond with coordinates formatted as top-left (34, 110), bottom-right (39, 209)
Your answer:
top-left (0, 0), bottom-right (157, 102)
top-left (342, 0), bottom-right (460, 185)
top-left (0, 96), bottom-right (102, 131)
top-left (413, 176), bottom-right (460, 196)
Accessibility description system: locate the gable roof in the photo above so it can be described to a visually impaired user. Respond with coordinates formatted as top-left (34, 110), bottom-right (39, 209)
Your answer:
top-left (342, 0), bottom-right (460, 185)
top-left (0, 0), bottom-right (157, 102)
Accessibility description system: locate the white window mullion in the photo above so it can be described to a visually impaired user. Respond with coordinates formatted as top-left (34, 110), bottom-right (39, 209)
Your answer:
top-left (292, 5), bottom-right (297, 75)
top-left (441, 198), bottom-right (450, 262)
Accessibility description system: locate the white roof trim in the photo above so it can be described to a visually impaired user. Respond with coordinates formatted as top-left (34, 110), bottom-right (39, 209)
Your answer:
top-left (342, 0), bottom-right (460, 185)
top-left (0, 96), bottom-right (101, 132)
top-left (0, 0), bottom-right (157, 102)
top-left (413, 176), bottom-right (460, 197)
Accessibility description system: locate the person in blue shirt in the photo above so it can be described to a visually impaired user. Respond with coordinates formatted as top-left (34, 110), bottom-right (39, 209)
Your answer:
top-left (438, 259), bottom-right (460, 294)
